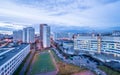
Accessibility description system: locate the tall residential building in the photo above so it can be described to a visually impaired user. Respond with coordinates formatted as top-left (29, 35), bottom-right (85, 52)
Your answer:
top-left (40, 24), bottom-right (50, 48)
top-left (23, 28), bottom-right (28, 43)
top-left (27, 27), bottom-right (35, 43)
top-left (23, 27), bottom-right (35, 43)
top-left (13, 30), bottom-right (23, 42)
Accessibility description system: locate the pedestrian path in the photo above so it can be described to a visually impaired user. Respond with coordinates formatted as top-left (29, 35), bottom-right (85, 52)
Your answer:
top-left (19, 50), bottom-right (35, 75)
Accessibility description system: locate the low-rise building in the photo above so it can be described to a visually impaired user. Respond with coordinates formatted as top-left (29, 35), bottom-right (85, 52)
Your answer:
top-left (74, 35), bottom-right (120, 56)
top-left (101, 36), bottom-right (120, 56)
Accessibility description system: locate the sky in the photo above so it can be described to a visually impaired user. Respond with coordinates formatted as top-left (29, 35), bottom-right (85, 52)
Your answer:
top-left (0, 0), bottom-right (120, 34)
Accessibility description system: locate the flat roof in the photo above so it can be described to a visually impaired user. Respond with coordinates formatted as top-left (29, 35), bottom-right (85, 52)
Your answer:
top-left (0, 44), bottom-right (29, 66)
top-left (0, 49), bottom-right (8, 53)
top-left (75, 36), bottom-right (97, 40)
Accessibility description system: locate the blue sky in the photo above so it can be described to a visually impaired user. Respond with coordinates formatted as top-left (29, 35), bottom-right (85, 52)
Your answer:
top-left (0, 0), bottom-right (120, 34)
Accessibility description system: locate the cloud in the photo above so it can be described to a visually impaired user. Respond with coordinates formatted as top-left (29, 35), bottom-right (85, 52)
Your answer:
top-left (0, 0), bottom-right (120, 34)
top-left (80, 0), bottom-right (120, 27)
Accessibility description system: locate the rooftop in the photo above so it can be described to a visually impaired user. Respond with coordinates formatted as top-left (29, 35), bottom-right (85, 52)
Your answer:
top-left (0, 43), bottom-right (29, 66)
top-left (0, 49), bottom-right (8, 54)
top-left (75, 36), bottom-right (97, 40)
top-left (102, 36), bottom-right (120, 42)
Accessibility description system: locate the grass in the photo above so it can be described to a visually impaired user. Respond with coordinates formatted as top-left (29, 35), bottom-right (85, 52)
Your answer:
top-left (51, 50), bottom-right (87, 75)
top-left (31, 51), bottom-right (55, 75)
top-left (57, 62), bottom-right (86, 75)
top-left (98, 66), bottom-right (120, 75)
top-left (13, 51), bottom-right (31, 75)
top-left (51, 49), bottom-right (61, 62)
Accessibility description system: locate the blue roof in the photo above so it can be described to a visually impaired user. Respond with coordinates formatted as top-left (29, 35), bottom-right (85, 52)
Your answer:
top-left (0, 44), bottom-right (29, 66)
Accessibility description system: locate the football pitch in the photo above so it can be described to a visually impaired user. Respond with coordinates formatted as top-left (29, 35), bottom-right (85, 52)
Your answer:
top-left (31, 51), bottom-right (56, 75)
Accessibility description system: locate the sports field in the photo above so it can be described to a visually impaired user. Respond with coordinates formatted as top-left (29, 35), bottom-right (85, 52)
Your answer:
top-left (31, 51), bottom-right (55, 75)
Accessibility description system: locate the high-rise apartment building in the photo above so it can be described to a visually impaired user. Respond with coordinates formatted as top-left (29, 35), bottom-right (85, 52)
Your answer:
top-left (23, 27), bottom-right (35, 43)
top-left (23, 28), bottom-right (27, 43)
top-left (40, 24), bottom-right (50, 48)
top-left (27, 27), bottom-right (35, 43)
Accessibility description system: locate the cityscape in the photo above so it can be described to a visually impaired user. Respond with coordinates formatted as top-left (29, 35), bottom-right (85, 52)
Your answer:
top-left (0, 0), bottom-right (120, 75)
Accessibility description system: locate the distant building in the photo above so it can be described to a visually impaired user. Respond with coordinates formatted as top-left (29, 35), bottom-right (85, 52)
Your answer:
top-left (101, 36), bottom-right (120, 56)
top-left (0, 44), bottom-right (30, 75)
top-left (40, 24), bottom-right (50, 48)
top-left (55, 40), bottom-right (74, 54)
top-left (23, 27), bottom-right (35, 43)
top-left (13, 30), bottom-right (23, 42)
top-left (74, 36), bottom-right (98, 52)
top-left (27, 27), bottom-right (35, 43)
top-left (23, 28), bottom-right (27, 43)
top-left (74, 35), bottom-right (120, 56)
top-left (54, 32), bottom-right (74, 40)
top-left (0, 34), bottom-right (4, 40)
top-left (112, 30), bottom-right (120, 36)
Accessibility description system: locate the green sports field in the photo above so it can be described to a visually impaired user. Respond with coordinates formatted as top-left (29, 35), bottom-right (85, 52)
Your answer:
top-left (31, 51), bottom-right (56, 75)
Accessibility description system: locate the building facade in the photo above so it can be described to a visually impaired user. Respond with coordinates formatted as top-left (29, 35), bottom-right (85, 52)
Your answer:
top-left (54, 32), bottom-right (74, 40)
top-left (23, 27), bottom-right (35, 43)
top-left (0, 44), bottom-right (30, 75)
top-left (112, 30), bottom-right (120, 36)
top-left (101, 37), bottom-right (120, 56)
top-left (26, 27), bottom-right (35, 43)
top-left (23, 28), bottom-right (27, 43)
top-left (74, 36), bottom-right (99, 52)
top-left (40, 24), bottom-right (50, 48)
top-left (13, 30), bottom-right (23, 42)
top-left (74, 36), bottom-right (120, 56)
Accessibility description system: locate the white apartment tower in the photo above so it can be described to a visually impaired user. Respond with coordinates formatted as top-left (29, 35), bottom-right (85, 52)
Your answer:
top-left (40, 24), bottom-right (50, 48)
top-left (23, 27), bottom-right (35, 43)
